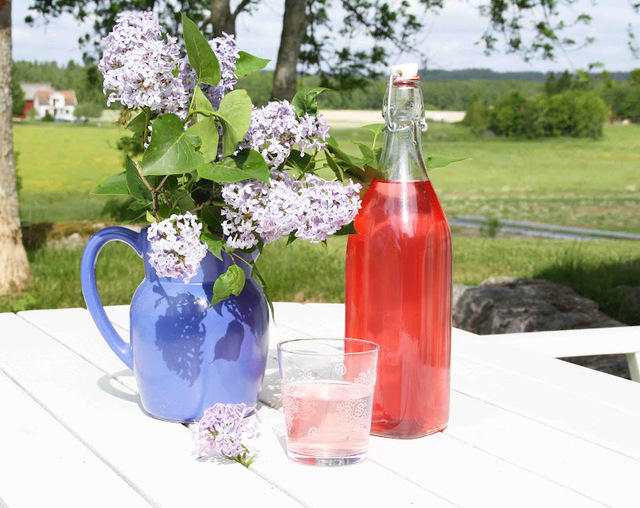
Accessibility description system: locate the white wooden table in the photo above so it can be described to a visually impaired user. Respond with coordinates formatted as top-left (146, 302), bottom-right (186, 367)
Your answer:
top-left (2, 302), bottom-right (640, 508)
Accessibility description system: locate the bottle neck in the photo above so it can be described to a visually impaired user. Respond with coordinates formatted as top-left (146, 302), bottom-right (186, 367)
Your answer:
top-left (378, 79), bottom-right (428, 182)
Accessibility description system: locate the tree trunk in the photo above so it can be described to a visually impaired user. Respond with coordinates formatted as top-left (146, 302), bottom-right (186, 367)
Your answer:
top-left (0, 0), bottom-right (31, 295)
top-left (210, 0), bottom-right (236, 36)
top-left (272, 0), bottom-right (309, 101)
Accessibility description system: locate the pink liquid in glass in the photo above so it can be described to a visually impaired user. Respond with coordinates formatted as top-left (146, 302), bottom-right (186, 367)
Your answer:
top-left (282, 381), bottom-right (374, 465)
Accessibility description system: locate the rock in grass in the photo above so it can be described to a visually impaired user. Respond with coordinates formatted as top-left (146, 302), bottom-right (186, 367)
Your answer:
top-left (452, 277), bottom-right (622, 334)
top-left (452, 277), bottom-right (629, 379)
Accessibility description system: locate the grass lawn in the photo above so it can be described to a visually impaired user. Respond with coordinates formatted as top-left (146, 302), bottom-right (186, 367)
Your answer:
top-left (13, 121), bottom-right (640, 231)
top-left (331, 123), bottom-right (640, 233)
top-left (2, 236), bottom-right (638, 325)
top-left (7, 119), bottom-right (639, 321)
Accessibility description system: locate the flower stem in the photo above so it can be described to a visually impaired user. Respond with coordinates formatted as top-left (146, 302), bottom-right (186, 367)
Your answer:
top-left (133, 161), bottom-right (161, 219)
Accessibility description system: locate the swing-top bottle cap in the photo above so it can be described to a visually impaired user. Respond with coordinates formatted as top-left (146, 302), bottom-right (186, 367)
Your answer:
top-left (390, 63), bottom-right (419, 80)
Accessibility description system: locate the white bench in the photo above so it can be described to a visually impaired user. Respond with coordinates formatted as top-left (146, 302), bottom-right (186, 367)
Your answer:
top-left (475, 326), bottom-right (640, 381)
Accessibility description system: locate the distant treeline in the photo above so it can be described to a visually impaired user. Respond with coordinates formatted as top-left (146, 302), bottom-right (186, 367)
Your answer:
top-left (416, 68), bottom-right (632, 82)
top-left (11, 60), bottom-right (640, 120)
top-left (464, 69), bottom-right (640, 138)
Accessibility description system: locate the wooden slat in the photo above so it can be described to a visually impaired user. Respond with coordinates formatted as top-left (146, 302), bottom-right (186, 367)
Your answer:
top-left (263, 319), bottom-right (612, 506)
top-left (0, 313), bottom-right (297, 508)
top-left (277, 303), bottom-right (640, 415)
top-left (36, 304), bottom-right (640, 506)
top-left (477, 327), bottom-right (640, 357)
top-left (19, 309), bottom-right (452, 507)
top-left (269, 303), bottom-right (640, 504)
top-left (0, 370), bottom-right (151, 508)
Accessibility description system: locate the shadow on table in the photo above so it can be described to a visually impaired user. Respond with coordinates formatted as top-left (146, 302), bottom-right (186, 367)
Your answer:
top-left (96, 370), bottom-right (145, 414)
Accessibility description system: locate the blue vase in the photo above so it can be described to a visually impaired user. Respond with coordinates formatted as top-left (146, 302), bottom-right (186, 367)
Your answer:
top-left (80, 226), bottom-right (270, 423)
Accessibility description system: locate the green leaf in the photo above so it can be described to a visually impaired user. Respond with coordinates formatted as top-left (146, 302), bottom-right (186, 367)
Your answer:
top-left (141, 114), bottom-right (204, 175)
top-left (122, 199), bottom-right (150, 224)
top-left (146, 210), bottom-right (156, 223)
top-left (354, 142), bottom-right (374, 161)
top-left (186, 116), bottom-right (219, 163)
top-left (425, 155), bottom-right (470, 170)
top-left (326, 138), bottom-right (353, 165)
top-left (216, 90), bottom-right (253, 156)
top-left (175, 194), bottom-right (196, 213)
top-left (91, 171), bottom-right (129, 195)
top-left (200, 204), bottom-right (224, 229)
top-left (287, 149), bottom-right (312, 172)
top-left (334, 221), bottom-right (359, 235)
top-left (192, 86), bottom-right (215, 116)
top-left (292, 87), bottom-right (328, 116)
top-left (210, 265), bottom-right (246, 306)
top-left (125, 157), bottom-right (150, 199)
top-left (235, 51), bottom-right (270, 77)
top-left (182, 14), bottom-right (220, 86)
top-left (324, 152), bottom-right (344, 181)
top-left (197, 149), bottom-right (269, 183)
top-left (361, 123), bottom-right (385, 135)
top-left (286, 231), bottom-right (297, 246)
top-left (126, 109), bottom-right (150, 135)
top-left (201, 232), bottom-right (224, 260)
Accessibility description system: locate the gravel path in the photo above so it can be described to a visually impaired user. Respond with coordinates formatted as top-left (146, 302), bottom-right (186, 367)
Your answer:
top-left (322, 109), bottom-right (465, 129)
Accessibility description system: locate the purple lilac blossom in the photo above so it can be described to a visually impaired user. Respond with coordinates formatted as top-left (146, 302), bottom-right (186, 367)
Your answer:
top-left (147, 212), bottom-right (208, 283)
top-left (180, 32), bottom-right (239, 110)
top-left (221, 173), bottom-right (361, 249)
top-left (192, 403), bottom-right (260, 460)
top-left (98, 11), bottom-right (187, 114)
top-left (239, 101), bottom-right (330, 168)
top-left (295, 175), bottom-right (362, 243)
top-left (221, 171), bottom-right (304, 249)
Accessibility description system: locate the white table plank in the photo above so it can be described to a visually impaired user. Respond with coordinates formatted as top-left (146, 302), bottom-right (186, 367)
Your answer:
top-left (0, 370), bottom-right (151, 508)
top-left (251, 406), bottom-right (453, 507)
top-left (453, 335), bottom-right (640, 413)
top-left (0, 313), bottom-right (298, 508)
top-left (269, 303), bottom-right (640, 505)
top-left (277, 303), bottom-right (640, 458)
top-left (21, 308), bottom-right (452, 507)
top-left (105, 306), bottom-right (604, 506)
top-left (18, 304), bottom-right (640, 506)
top-left (478, 326), bottom-right (640, 357)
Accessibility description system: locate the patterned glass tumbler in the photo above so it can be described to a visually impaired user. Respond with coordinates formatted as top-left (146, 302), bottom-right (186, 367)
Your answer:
top-left (277, 338), bottom-right (379, 466)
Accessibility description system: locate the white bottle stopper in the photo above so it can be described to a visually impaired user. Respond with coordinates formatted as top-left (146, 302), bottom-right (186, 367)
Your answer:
top-left (390, 62), bottom-right (419, 79)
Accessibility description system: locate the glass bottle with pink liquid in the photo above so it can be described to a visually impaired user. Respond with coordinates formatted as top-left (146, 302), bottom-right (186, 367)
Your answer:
top-left (345, 64), bottom-right (452, 439)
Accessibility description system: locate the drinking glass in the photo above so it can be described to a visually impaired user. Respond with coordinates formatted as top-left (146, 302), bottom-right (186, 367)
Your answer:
top-left (277, 338), bottom-right (379, 466)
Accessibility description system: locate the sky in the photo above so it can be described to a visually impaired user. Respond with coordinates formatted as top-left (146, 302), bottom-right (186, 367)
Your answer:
top-left (11, 0), bottom-right (640, 72)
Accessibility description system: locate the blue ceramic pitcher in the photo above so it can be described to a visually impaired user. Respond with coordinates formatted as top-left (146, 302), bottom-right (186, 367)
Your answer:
top-left (80, 226), bottom-right (270, 423)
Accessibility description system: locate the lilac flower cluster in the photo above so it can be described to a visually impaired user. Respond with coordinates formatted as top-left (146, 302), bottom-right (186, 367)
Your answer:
top-left (239, 101), bottom-right (330, 167)
top-left (221, 172), bottom-right (362, 249)
top-left (98, 11), bottom-right (187, 114)
top-left (295, 175), bottom-right (362, 242)
top-left (180, 32), bottom-right (240, 110)
top-left (147, 212), bottom-right (208, 283)
top-left (192, 403), bottom-right (260, 465)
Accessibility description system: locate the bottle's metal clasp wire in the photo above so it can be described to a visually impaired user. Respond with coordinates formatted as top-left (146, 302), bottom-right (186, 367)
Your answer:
top-left (384, 68), bottom-right (428, 134)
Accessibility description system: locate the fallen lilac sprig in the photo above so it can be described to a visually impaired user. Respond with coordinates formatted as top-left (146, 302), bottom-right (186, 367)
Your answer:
top-left (192, 403), bottom-right (260, 467)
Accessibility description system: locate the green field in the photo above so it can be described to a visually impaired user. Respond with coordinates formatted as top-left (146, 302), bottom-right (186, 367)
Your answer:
top-left (2, 236), bottom-right (638, 325)
top-left (7, 121), bottom-right (639, 323)
top-left (13, 121), bottom-right (640, 232)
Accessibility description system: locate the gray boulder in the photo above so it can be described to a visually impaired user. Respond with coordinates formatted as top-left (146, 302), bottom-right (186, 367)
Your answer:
top-left (452, 277), bottom-right (629, 378)
top-left (452, 277), bottom-right (622, 334)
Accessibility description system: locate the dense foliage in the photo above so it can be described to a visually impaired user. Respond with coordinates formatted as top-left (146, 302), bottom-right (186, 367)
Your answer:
top-left (483, 90), bottom-right (608, 139)
top-left (11, 78), bottom-right (24, 116)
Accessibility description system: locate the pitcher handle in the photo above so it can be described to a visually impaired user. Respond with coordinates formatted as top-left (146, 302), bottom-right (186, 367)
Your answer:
top-left (80, 227), bottom-right (143, 369)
